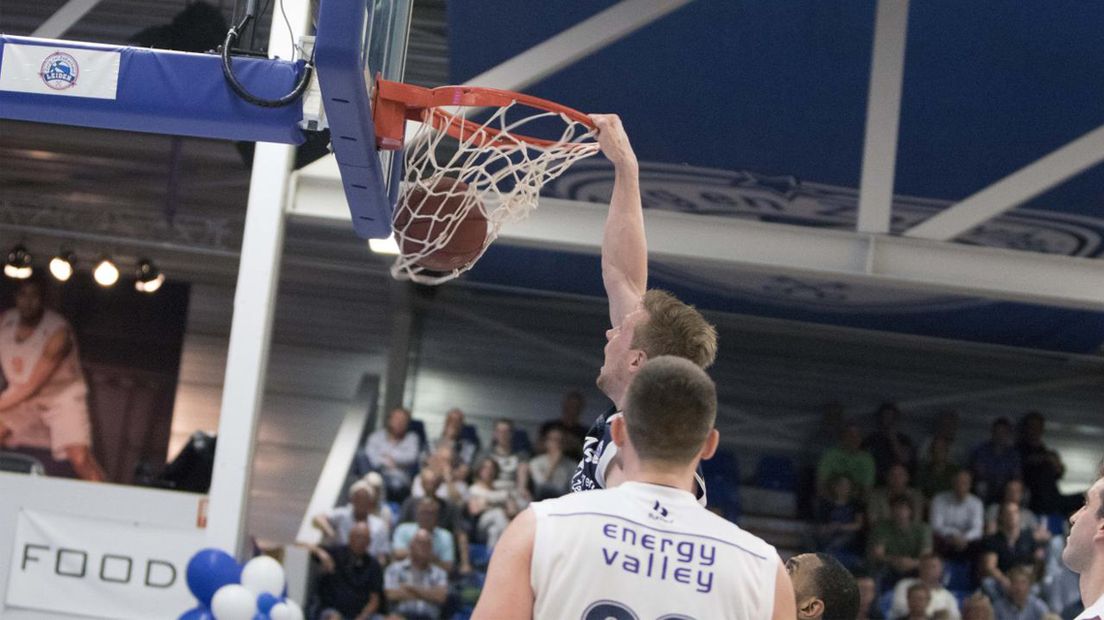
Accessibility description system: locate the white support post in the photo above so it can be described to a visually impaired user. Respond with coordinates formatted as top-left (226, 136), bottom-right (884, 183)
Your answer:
top-left (856, 0), bottom-right (910, 234)
top-left (31, 0), bottom-right (102, 38)
top-left (905, 122), bottom-right (1104, 241)
top-left (205, 0), bottom-right (311, 555)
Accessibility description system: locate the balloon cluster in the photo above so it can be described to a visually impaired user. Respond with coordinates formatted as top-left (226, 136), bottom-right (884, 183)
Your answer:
top-left (181, 548), bottom-right (305, 620)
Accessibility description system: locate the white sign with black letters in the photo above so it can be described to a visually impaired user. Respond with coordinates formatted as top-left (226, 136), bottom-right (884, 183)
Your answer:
top-left (5, 509), bottom-right (201, 619)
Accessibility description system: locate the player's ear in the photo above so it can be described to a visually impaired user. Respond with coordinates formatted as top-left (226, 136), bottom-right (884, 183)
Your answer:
top-left (797, 596), bottom-right (823, 619)
top-left (628, 350), bottom-right (647, 372)
top-left (610, 415), bottom-right (627, 448)
top-left (698, 428), bottom-right (719, 461)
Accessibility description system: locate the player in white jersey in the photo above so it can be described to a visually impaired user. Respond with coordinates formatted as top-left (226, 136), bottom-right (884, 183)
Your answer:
top-left (473, 356), bottom-right (796, 620)
top-left (1063, 470), bottom-right (1104, 619)
top-left (0, 276), bottom-right (104, 481)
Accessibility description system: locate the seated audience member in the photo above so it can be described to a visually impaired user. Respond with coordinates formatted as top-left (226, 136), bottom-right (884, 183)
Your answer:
top-left (868, 463), bottom-right (926, 525)
top-left (892, 554), bottom-right (962, 620)
top-left (312, 480), bottom-right (391, 562)
top-left (863, 402), bottom-right (917, 483)
top-left (902, 582), bottom-right (932, 620)
top-left (466, 456), bottom-right (523, 547)
top-left (428, 407), bottom-right (478, 482)
top-left (1017, 412), bottom-right (1081, 516)
top-left (992, 566), bottom-right (1050, 620)
top-left (817, 423), bottom-right (877, 498)
top-left (363, 471), bottom-right (396, 527)
top-left (980, 502), bottom-right (1045, 598)
top-left (392, 498), bottom-right (455, 574)
top-left (963, 592), bottom-right (996, 620)
top-left (309, 522), bottom-right (385, 620)
top-left (401, 468), bottom-right (471, 575)
top-left (930, 470), bottom-right (985, 561)
top-left (384, 528), bottom-right (448, 620)
top-left (812, 474), bottom-right (865, 564)
top-left (538, 390), bottom-right (588, 460)
top-left (970, 418), bottom-right (1022, 504)
top-left (984, 480), bottom-right (1048, 541)
top-left (856, 571), bottom-right (887, 620)
top-left (785, 552), bottom-right (860, 620)
top-left (868, 496), bottom-right (933, 584)
top-left (413, 446), bottom-right (468, 503)
top-left (481, 418), bottom-right (529, 495)
top-left (917, 435), bottom-right (961, 499)
top-left (364, 407), bottom-right (421, 502)
top-left (528, 427), bottom-right (575, 500)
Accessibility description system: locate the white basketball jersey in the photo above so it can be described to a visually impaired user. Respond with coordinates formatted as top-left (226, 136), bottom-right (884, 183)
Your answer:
top-left (1076, 593), bottom-right (1104, 620)
top-left (530, 481), bottom-right (779, 620)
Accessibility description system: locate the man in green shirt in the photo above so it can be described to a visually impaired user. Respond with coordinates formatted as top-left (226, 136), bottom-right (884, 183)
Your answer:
top-left (868, 496), bottom-right (933, 582)
top-left (817, 423), bottom-right (876, 497)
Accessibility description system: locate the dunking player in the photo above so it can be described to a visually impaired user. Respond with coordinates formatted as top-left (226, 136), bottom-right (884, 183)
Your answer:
top-left (473, 356), bottom-right (795, 619)
top-left (0, 276), bottom-right (105, 481)
top-left (1063, 467), bottom-right (1104, 619)
top-left (571, 114), bottom-right (718, 503)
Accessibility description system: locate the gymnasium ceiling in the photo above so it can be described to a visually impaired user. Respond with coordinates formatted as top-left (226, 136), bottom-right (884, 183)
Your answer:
top-left (2, 1), bottom-right (1104, 355)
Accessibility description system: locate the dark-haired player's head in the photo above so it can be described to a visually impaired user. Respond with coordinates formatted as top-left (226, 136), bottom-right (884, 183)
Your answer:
top-left (786, 552), bottom-right (859, 619)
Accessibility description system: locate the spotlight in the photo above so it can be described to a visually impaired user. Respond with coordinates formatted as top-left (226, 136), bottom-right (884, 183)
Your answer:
top-left (93, 257), bottom-right (119, 287)
top-left (49, 252), bottom-right (76, 282)
top-left (4, 245), bottom-right (33, 279)
top-left (134, 259), bottom-right (164, 293)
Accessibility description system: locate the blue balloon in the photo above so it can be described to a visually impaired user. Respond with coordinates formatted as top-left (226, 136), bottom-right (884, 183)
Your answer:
top-left (179, 606), bottom-right (215, 620)
top-left (185, 548), bottom-right (242, 607)
top-left (253, 614), bottom-right (270, 620)
top-left (256, 592), bottom-right (279, 614)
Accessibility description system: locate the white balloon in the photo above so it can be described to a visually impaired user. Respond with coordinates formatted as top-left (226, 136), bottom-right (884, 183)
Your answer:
top-left (268, 599), bottom-right (304, 620)
top-left (240, 555), bottom-right (286, 596)
top-left (210, 584), bottom-right (257, 620)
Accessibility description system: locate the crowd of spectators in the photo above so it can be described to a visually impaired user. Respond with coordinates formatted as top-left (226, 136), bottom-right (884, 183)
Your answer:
top-left (815, 404), bottom-right (1084, 620)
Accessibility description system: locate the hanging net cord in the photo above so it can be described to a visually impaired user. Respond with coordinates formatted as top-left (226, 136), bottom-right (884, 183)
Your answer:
top-left (391, 101), bottom-right (600, 285)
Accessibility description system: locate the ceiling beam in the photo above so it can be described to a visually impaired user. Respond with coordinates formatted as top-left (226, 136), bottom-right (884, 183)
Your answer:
top-left (31, 0), bottom-right (102, 39)
top-left (906, 122), bottom-right (1104, 241)
top-left (856, 0), bottom-right (910, 234)
top-left (465, 0), bottom-right (695, 92)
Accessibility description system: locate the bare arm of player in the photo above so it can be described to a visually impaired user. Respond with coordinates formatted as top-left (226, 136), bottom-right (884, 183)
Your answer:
top-left (471, 508), bottom-right (536, 620)
top-left (591, 114), bottom-right (647, 328)
top-left (772, 558), bottom-right (798, 620)
top-left (0, 328), bottom-right (72, 411)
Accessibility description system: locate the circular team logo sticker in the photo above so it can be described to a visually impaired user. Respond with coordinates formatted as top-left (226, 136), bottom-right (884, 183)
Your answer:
top-left (40, 51), bottom-right (79, 90)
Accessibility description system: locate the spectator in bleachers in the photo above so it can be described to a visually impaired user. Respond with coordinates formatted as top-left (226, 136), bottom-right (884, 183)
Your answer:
top-left (856, 570), bottom-right (886, 620)
top-left (429, 408), bottom-right (478, 483)
top-left (365, 407), bottom-right (421, 502)
top-left (868, 464), bottom-right (926, 526)
top-left (992, 566), bottom-right (1050, 620)
top-left (539, 390), bottom-right (588, 460)
top-left (891, 554), bottom-right (962, 620)
top-left (922, 410), bottom-right (963, 462)
top-left (312, 480), bottom-right (391, 563)
top-left (980, 502), bottom-right (1045, 598)
top-left (363, 471), bottom-right (396, 528)
top-left (902, 582), bottom-right (932, 620)
top-left (963, 592), bottom-right (996, 620)
top-left (786, 552), bottom-right (860, 620)
top-left (528, 427), bottom-right (575, 500)
top-left (309, 522), bottom-right (384, 620)
top-left (984, 480), bottom-right (1048, 541)
top-left (863, 403), bottom-right (917, 484)
top-left (930, 470), bottom-right (984, 562)
top-left (466, 456), bottom-right (523, 547)
top-left (817, 423), bottom-right (876, 498)
top-left (384, 528), bottom-right (448, 620)
top-left (917, 435), bottom-right (961, 499)
top-left (392, 498), bottom-right (455, 574)
top-left (401, 468), bottom-right (472, 576)
top-left (813, 474), bottom-right (865, 565)
top-left (413, 446), bottom-right (468, 504)
top-left (868, 496), bottom-right (933, 584)
top-left (1017, 412), bottom-right (1081, 516)
top-left (970, 418), bottom-right (1022, 505)
top-left (481, 418), bottom-right (530, 496)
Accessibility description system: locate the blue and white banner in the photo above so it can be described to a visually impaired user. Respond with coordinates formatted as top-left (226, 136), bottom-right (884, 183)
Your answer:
top-left (0, 42), bottom-right (120, 100)
top-left (5, 509), bottom-right (201, 619)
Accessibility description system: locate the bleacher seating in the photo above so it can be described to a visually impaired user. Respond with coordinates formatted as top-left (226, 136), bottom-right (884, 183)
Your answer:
top-left (754, 454), bottom-right (797, 492)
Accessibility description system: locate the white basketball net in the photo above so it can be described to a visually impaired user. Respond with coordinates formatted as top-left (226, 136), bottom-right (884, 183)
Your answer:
top-left (390, 101), bottom-right (600, 285)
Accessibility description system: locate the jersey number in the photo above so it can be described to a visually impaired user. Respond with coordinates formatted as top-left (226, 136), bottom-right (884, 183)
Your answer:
top-left (581, 600), bottom-right (693, 620)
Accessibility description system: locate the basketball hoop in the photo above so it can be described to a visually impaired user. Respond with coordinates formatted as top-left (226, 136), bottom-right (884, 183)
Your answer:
top-left (373, 77), bottom-right (600, 285)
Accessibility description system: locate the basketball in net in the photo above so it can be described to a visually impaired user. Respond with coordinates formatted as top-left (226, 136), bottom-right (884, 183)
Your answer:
top-left (373, 78), bottom-right (601, 284)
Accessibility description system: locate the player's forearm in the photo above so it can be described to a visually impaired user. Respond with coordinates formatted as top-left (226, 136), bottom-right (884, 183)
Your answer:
top-left (601, 163), bottom-right (647, 319)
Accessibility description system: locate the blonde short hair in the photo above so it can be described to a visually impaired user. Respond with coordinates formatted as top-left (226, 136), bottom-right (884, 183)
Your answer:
top-left (633, 289), bottom-right (718, 369)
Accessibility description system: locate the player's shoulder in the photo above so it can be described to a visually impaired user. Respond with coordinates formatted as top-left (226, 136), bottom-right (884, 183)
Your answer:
top-left (531, 487), bottom-right (619, 516)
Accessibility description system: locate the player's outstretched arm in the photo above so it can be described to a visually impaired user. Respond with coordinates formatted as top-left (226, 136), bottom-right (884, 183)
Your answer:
top-left (471, 508), bottom-right (536, 620)
top-left (590, 114), bottom-right (646, 328)
top-left (773, 558), bottom-right (797, 620)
